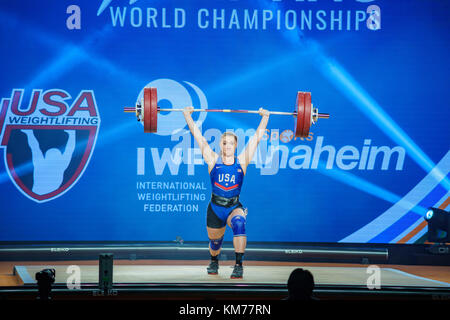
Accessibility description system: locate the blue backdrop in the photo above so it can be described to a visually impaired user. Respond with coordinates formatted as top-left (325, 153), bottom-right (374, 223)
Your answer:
top-left (0, 0), bottom-right (449, 244)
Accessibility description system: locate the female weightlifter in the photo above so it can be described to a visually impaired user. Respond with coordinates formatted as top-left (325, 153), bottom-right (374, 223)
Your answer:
top-left (183, 106), bottom-right (270, 279)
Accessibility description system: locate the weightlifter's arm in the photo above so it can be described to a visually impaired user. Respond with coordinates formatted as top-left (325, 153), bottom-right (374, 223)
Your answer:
top-left (183, 107), bottom-right (218, 172)
top-left (238, 108), bottom-right (270, 175)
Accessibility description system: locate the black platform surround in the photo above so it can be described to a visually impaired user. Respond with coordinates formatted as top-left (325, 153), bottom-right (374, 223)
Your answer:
top-left (1, 242), bottom-right (449, 302)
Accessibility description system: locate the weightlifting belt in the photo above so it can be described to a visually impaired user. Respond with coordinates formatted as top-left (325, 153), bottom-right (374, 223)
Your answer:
top-left (211, 193), bottom-right (239, 208)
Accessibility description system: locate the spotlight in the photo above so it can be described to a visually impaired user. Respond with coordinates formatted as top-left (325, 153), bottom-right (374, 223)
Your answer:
top-left (35, 268), bottom-right (55, 300)
top-left (424, 207), bottom-right (450, 243)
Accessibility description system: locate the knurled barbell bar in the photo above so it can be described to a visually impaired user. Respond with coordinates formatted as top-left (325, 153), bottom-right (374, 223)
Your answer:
top-left (123, 87), bottom-right (329, 138)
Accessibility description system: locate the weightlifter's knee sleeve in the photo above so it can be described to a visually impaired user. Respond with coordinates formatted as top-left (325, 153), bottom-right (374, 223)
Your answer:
top-left (231, 215), bottom-right (246, 237)
top-left (209, 237), bottom-right (224, 251)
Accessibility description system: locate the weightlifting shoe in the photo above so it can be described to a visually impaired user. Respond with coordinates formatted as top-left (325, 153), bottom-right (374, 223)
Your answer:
top-left (207, 260), bottom-right (219, 275)
top-left (230, 264), bottom-right (243, 279)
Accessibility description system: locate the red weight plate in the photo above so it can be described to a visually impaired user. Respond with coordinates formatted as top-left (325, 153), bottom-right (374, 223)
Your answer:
top-left (143, 87), bottom-right (152, 133)
top-left (295, 92), bottom-right (305, 138)
top-left (295, 91), bottom-right (312, 138)
top-left (143, 87), bottom-right (158, 133)
top-left (302, 92), bottom-right (312, 138)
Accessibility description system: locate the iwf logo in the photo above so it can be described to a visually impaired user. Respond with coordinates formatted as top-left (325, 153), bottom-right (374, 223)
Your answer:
top-left (0, 89), bottom-right (100, 203)
top-left (138, 78), bottom-right (208, 136)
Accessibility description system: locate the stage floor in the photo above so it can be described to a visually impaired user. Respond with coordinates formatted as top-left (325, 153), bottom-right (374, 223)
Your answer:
top-left (5, 261), bottom-right (450, 288)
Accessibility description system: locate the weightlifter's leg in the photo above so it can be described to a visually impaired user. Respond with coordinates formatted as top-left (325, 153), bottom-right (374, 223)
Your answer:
top-left (206, 226), bottom-right (225, 274)
top-left (227, 208), bottom-right (247, 279)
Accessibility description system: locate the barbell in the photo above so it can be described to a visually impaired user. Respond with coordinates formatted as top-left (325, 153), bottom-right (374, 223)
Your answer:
top-left (123, 87), bottom-right (329, 137)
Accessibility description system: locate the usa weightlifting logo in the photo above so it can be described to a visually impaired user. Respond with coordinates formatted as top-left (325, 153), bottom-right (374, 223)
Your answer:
top-left (0, 89), bottom-right (100, 202)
